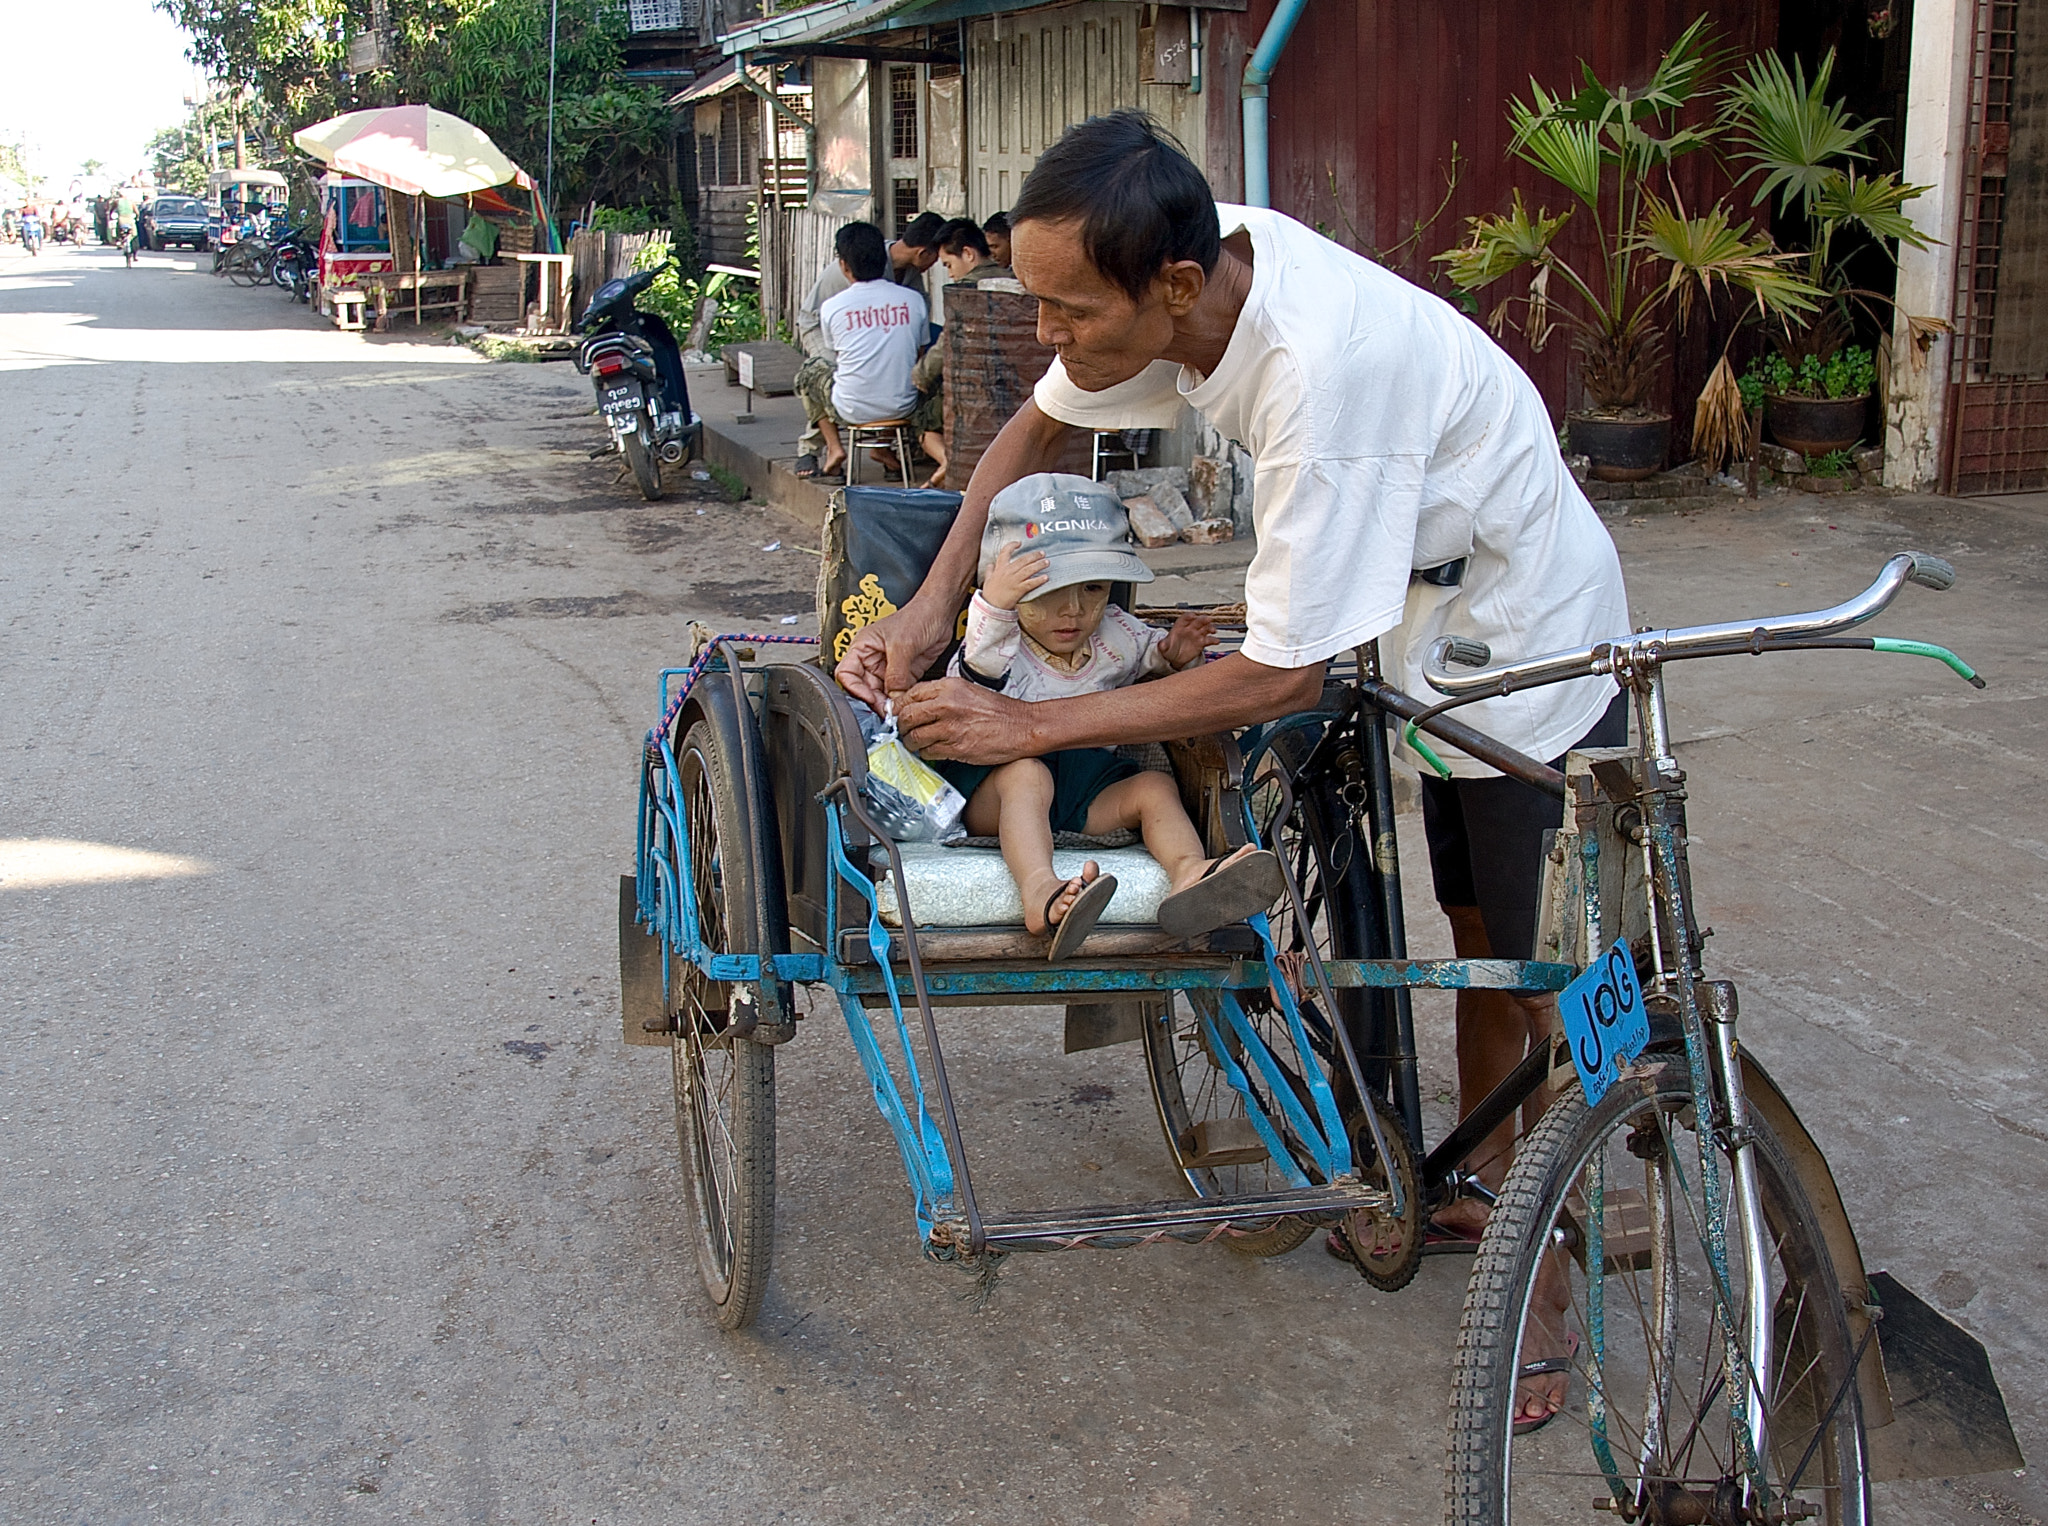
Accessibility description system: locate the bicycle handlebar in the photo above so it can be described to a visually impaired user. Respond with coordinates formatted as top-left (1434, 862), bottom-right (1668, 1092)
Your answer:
top-left (1422, 552), bottom-right (1958, 698)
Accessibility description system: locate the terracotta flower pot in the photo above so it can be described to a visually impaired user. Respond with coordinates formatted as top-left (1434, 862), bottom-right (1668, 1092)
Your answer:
top-left (1765, 393), bottom-right (1869, 459)
top-left (1569, 412), bottom-right (1672, 483)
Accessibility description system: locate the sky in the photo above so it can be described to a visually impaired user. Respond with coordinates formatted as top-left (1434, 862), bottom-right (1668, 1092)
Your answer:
top-left (0, 0), bottom-right (203, 190)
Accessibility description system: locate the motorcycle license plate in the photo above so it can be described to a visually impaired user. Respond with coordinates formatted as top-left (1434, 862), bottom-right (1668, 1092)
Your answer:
top-left (601, 383), bottom-right (641, 415)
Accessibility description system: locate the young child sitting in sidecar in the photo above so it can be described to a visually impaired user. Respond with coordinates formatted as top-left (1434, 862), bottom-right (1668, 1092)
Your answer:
top-left (933, 474), bottom-right (1281, 960)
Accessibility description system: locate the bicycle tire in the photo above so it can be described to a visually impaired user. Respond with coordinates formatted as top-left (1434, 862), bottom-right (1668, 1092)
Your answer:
top-left (1140, 990), bottom-right (1317, 1257)
top-left (666, 717), bottom-right (776, 1329)
top-left (1445, 1057), bottom-right (1869, 1526)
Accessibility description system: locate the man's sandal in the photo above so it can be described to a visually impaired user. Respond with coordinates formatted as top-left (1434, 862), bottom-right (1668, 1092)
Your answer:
top-left (1156, 849), bottom-right (1284, 939)
top-left (1512, 1329), bottom-right (1580, 1436)
top-left (1045, 874), bottom-right (1117, 962)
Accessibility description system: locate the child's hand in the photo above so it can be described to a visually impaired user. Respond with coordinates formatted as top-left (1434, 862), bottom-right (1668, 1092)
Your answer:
top-left (981, 542), bottom-right (1049, 610)
top-left (1159, 613), bottom-right (1217, 668)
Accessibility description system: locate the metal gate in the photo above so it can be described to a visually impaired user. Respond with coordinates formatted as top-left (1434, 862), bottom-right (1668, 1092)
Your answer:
top-left (1945, 0), bottom-right (2048, 493)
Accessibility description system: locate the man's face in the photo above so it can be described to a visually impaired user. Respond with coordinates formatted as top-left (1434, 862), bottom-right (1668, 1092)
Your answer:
top-left (938, 246), bottom-right (982, 282)
top-left (1017, 580), bottom-right (1111, 657)
top-left (1012, 217), bottom-right (1176, 391)
top-left (985, 228), bottom-right (1012, 266)
top-left (907, 242), bottom-right (941, 273)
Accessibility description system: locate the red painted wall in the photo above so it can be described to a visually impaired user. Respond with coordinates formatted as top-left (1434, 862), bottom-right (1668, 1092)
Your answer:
top-left (1201, 0), bottom-right (1779, 437)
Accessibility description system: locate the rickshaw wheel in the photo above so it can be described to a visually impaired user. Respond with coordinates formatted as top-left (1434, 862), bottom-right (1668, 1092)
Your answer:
top-left (667, 716), bottom-right (776, 1330)
top-left (1140, 990), bottom-right (1316, 1257)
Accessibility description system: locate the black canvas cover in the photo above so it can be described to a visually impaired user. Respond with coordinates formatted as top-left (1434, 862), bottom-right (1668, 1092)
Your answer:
top-left (817, 486), bottom-right (965, 671)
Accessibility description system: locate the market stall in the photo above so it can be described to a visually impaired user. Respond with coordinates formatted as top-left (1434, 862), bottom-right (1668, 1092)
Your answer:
top-left (293, 105), bottom-right (558, 331)
top-left (313, 175), bottom-right (396, 323)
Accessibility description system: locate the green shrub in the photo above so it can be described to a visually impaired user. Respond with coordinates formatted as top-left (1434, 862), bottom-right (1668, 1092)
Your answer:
top-left (1744, 346), bottom-right (1876, 401)
top-left (629, 237), bottom-right (763, 351)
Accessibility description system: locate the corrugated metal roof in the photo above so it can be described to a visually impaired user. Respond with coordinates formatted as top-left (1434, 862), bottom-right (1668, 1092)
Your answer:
top-left (718, 0), bottom-right (922, 56)
top-left (671, 59), bottom-right (740, 104)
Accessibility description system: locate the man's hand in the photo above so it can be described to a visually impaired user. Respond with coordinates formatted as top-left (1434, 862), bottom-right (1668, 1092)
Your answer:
top-left (835, 598), bottom-right (957, 709)
top-left (980, 542), bottom-right (1049, 611)
top-left (896, 677), bottom-right (1035, 764)
top-left (1157, 613), bottom-right (1217, 669)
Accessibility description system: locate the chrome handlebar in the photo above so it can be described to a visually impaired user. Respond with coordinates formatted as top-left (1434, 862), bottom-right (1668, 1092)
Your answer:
top-left (1422, 553), bottom-right (1958, 698)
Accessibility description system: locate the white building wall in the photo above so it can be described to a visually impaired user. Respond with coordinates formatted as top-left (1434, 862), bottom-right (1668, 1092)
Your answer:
top-left (1886, 0), bottom-right (1978, 489)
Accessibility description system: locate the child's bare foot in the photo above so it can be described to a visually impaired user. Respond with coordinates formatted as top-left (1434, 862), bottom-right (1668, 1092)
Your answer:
top-left (1025, 862), bottom-right (1101, 935)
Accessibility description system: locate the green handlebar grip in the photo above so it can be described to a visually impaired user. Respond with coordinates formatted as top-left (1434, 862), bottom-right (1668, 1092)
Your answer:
top-left (1871, 637), bottom-right (1986, 688)
top-left (1403, 720), bottom-right (1456, 779)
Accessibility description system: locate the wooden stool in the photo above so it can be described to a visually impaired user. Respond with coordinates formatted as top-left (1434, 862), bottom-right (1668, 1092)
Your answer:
top-left (846, 418), bottom-right (913, 486)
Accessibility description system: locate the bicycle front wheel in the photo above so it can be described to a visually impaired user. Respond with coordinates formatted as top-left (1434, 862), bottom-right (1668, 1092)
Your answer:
top-left (1446, 1057), bottom-right (1869, 1526)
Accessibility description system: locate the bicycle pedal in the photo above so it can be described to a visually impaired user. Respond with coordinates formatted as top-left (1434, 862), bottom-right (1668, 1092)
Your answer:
top-left (1178, 1118), bottom-right (1268, 1167)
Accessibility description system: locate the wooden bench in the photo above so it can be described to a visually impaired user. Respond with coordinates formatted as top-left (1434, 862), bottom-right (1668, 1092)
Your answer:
top-left (358, 268), bottom-right (473, 330)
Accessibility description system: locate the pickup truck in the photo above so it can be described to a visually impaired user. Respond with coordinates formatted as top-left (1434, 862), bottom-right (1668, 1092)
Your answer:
top-left (142, 196), bottom-right (212, 252)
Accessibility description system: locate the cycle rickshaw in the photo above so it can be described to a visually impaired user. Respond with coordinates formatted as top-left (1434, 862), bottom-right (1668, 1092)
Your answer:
top-left (620, 487), bottom-right (2018, 1523)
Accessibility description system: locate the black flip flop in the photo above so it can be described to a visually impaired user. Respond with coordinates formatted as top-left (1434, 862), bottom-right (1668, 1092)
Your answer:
top-left (792, 453), bottom-right (820, 478)
top-left (1045, 874), bottom-right (1117, 962)
top-left (1156, 850), bottom-right (1284, 939)
top-left (1512, 1330), bottom-right (1580, 1436)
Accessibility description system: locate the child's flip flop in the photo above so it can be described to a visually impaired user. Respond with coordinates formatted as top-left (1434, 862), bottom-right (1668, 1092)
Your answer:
top-left (1156, 850), bottom-right (1284, 939)
top-left (1045, 874), bottom-right (1117, 962)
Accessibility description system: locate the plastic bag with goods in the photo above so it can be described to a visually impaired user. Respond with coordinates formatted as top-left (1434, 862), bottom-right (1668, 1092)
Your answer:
top-left (856, 700), bottom-right (966, 844)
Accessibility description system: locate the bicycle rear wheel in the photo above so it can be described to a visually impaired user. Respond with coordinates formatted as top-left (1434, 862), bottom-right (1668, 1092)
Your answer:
top-left (1446, 1057), bottom-right (1869, 1525)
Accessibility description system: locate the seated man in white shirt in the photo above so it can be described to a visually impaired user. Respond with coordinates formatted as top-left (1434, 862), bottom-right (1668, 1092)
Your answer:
top-left (837, 112), bottom-right (1630, 1424)
top-left (805, 221), bottom-right (930, 481)
top-left (794, 212), bottom-right (942, 477)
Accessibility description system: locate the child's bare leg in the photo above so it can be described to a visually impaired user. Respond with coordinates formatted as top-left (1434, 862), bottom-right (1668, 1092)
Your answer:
top-left (1080, 771), bottom-right (1257, 891)
top-left (963, 760), bottom-right (1099, 934)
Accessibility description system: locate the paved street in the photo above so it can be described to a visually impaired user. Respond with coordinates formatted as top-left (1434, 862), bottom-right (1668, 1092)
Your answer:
top-left (3, 241), bottom-right (2043, 1524)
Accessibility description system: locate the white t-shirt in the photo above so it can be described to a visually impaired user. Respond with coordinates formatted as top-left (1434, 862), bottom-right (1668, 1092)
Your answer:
top-left (1031, 205), bottom-right (1629, 776)
top-left (820, 278), bottom-right (928, 424)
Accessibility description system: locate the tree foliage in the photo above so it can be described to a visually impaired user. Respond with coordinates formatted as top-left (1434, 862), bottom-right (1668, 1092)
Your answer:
top-left (149, 123), bottom-right (210, 194)
top-left (154, 0), bottom-right (673, 219)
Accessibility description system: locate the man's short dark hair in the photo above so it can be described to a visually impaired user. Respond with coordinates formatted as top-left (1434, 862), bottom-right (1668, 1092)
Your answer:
top-left (1011, 111), bottom-right (1220, 300)
top-left (937, 217), bottom-right (989, 258)
top-left (982, 210), bottom-right (1010, 237)
top-left (835, 220), bottom-right (889, 282)
top-left (899, 211), bottom-right (946, 249)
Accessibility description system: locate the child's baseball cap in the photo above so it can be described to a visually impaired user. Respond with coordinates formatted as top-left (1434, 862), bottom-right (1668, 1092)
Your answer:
top-left (978, 472), bottom-right (1155, 594)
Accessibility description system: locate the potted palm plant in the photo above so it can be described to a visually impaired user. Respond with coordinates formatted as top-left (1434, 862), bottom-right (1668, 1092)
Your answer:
top-left (1438, 19), bottom-right (1821, 481)
top-left (1722, 49), bottom-right (1933, 459)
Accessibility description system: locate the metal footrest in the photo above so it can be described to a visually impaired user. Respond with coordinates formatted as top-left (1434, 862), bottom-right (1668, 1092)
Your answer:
top-left (934, 1180), bottom-right (1391, 1255)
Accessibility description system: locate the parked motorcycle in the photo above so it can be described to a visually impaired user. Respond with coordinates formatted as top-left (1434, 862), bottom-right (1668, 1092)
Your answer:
top-left (573, 255), bottom-right (699, 502)
top-left (270, 229), bottom-right (316, 303)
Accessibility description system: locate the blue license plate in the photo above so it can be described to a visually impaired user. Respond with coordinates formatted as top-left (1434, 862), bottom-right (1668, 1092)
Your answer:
top-left (1560, 940), bottom-right (1652, 1107)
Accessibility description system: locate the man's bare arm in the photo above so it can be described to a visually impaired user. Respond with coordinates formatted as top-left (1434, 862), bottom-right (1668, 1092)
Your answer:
top-left (896, 653), bottom-right (1327, 764)
top-left (835, 400), bottom-right (1078, 704)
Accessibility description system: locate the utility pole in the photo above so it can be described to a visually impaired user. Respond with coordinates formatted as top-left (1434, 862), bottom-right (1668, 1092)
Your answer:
top-left (543, 0), bottom-right (559, 245)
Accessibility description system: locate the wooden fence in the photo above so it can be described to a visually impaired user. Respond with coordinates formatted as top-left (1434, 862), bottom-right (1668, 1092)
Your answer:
top-left (567, 229), bottom-right (667, 320)
top-left (760, 202), bottom-right (857, 344)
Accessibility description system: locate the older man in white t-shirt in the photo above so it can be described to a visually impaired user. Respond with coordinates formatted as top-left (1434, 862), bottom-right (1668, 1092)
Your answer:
top-left (837, 114), bottom-right (1627, 1395)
